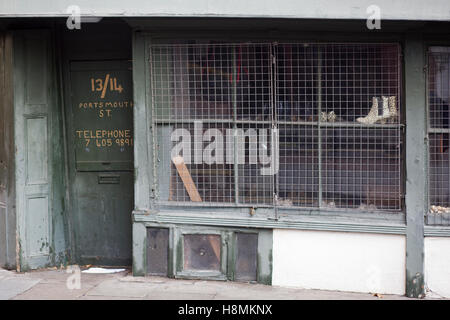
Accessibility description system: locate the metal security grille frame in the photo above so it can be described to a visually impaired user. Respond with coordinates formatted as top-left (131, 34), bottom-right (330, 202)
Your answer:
top-left (150, 42), bottom-right (403, 213)
top-left (427, 47), bottom-right (450, 225)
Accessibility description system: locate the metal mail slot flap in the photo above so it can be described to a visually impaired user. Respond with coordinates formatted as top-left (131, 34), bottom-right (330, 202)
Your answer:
top-left (98, 174), bottom-right (120, 184)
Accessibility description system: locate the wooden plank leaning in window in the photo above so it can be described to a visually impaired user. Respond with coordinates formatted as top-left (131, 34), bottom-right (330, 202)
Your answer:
top-left (172, 156), bottom-right (202, 202)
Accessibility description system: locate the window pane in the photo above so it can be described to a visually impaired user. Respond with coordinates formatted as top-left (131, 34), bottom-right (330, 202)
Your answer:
top-left (151, 43), bottom-right (272, 206)
top-left (321, 127), bottom-right (401, 210)
top-left (428, 48), bottom-right (450, 129)
top-left (428, 48), bottom-right (450, 225)
top-left (278, 124), bottom-right (319, 207)
top-left (146, 228), bottom-right (169, 276)
top-left (237, 122), bottom-right (274, 205)
top-left (276, 43), bottom-right (402, 211)
top-left (183, 234), bottom-right (221, 271)
top-left (235, 233), bottom-right (258, 281)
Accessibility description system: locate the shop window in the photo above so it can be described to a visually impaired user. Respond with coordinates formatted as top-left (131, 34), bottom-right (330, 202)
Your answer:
top-left (146, 227), bottom-right (169, 275)
top-left (428, 47), bottom-right (450, 225)
top-left (150, 42), bottom-right (403, 212)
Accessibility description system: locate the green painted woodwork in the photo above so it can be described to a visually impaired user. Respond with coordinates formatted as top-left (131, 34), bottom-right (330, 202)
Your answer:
top-left (404, 33), bottom-right (426, 298)
top-left (132, 222), bottom-right (147, 276)
top-left (65, 60), bottom-right (134, 266)
top-left (0, 34), bottom-right (6, 267)
top-left (424, 226), bottom-right (450, 237)
top-left (131, 31), bottom-right (152, 275)
top-left (0, 32), bottom-right (15, 269)
top-left (69, 61), bottom-right (133, 172)
top-left (60, 22), bottom-right (134, 267)
top-left (13, 30), bottom-right (67, 270)
top-left (132, 31), bottom-right (152, 211)
top-left (137, 221), bottom-right (273, 284)
top-left (134, 210), bottom-right (407, 234)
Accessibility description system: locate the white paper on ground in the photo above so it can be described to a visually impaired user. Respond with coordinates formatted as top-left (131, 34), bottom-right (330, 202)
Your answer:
top-left (82, 267), bottom-right (126, 274)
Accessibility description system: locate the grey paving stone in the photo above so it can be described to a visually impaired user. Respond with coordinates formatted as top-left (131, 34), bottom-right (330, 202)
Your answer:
top-left (0, 276), bottom-right (41, 300)
top-left (13, 282), bottom-right (94, 300)
top-left (85, 279), bottom-right (155, 298)
top-left (0, 268), bottom-right (427, 300)
top-left (144, 291), bottom-right (216, 300)
top-left (79, 295), bottom-right (142, 300)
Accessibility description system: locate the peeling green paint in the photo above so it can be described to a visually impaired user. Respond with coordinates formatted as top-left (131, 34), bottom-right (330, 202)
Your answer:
top-left (404, 34), bottom-right (426, 298)
top-left (406, 270), bottom-right (425, 298)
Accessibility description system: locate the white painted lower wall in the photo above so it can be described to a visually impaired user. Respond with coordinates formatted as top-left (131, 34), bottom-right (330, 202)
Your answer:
top-left (425, 237), bottom-right (450, 298)
top-left (272, 229), bottom-right (406, 295)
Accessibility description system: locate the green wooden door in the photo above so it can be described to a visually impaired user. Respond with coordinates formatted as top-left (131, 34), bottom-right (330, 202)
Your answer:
top-left (67, 60), bottom-right (133, 266)
top-left (13, 30), bottom-right (67, 270)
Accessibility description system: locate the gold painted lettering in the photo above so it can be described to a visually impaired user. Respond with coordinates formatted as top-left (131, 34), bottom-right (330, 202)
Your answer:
top-left (95, 79), bottom-right (102, 91)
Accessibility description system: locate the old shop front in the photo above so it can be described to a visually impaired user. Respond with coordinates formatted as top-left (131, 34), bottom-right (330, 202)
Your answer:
top-left (1, 1), bottom-right (450, 299)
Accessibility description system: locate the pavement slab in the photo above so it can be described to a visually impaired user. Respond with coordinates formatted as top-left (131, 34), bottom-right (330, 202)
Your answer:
top-left (0, 269), bottom-right (41, 300)
top-left (11, 282), bottom-right (94, 300)
top-left (144, 291), bottom-right (216, 300)
top-left (85, 278), bottom-right (155, 298)
top-left (1, 268), bottom-right (436, 300)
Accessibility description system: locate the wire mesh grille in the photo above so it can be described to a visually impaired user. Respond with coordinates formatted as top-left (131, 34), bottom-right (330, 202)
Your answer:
top-left (150, 42), bottom-right (403, 212)
top-left (428, 47), bottom-right (450, 225)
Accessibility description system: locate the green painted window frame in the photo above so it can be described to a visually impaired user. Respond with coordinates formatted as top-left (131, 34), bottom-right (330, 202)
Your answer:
top-left (145, 38), bottom-right (406, 219)
top-left (132, 32), bottom-right (409, 235)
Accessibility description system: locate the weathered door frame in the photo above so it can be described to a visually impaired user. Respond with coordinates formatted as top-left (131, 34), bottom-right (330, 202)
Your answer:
top-left (0, 31), bottom-right (15, 269)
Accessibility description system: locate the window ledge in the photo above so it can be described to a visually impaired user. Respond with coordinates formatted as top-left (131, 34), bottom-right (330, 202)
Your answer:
top-left (424, 225), bottom-right (450, 237)
top-left (133, 209), bottom-right (406, 235)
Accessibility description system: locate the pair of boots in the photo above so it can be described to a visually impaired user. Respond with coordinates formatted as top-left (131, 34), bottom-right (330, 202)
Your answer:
top-left (320, 110), bottom-right (337, 122)
top-left (356, 96), bottom-right (398, 124)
